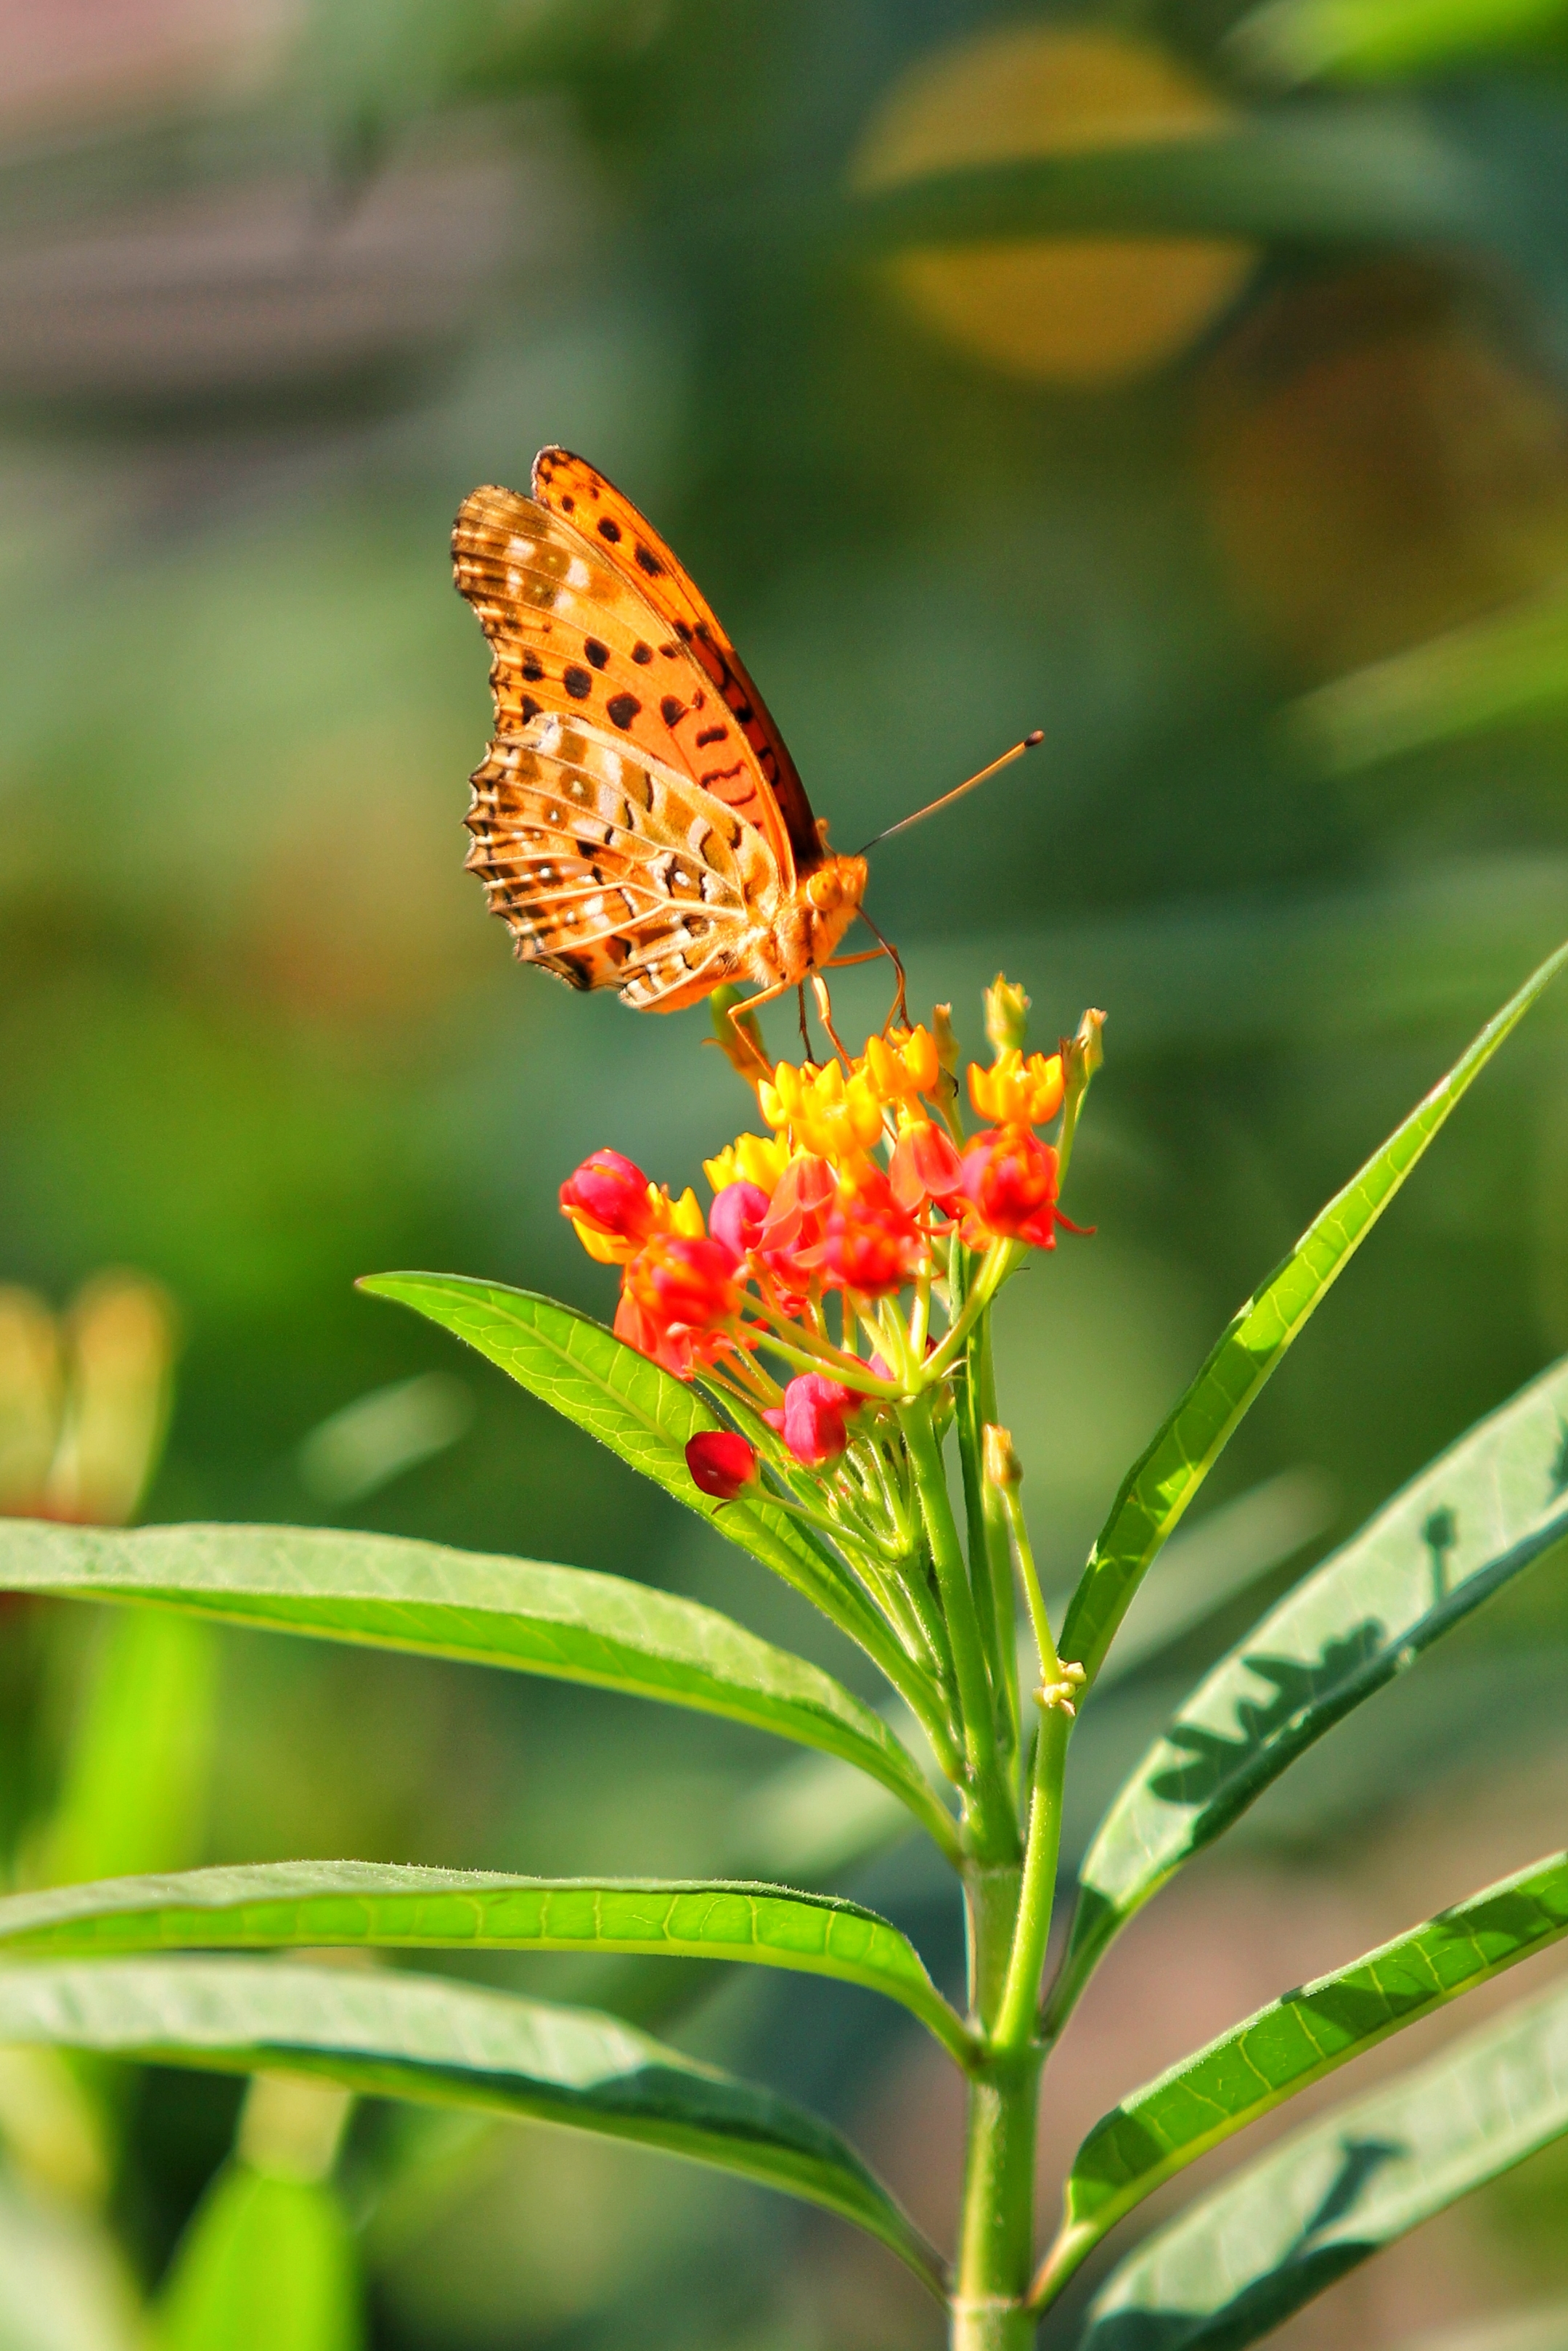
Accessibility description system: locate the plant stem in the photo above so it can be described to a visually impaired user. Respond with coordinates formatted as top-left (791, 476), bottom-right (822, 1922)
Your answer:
top-left (898, 1393), bottom-right (1016, 1864)
top-left (952, 1861), bottom-right (1042, 2351)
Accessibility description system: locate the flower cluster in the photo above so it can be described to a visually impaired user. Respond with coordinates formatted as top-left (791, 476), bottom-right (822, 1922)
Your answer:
top-left (558, 982), bottom-right (1104, 1510)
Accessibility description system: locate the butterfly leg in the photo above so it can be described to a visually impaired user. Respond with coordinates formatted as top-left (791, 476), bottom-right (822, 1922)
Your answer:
top-left (829, 911), bottom-right (910, 1035)
top-left (796, 984), bottom-right (814, 1062)
top-left (728, 979), bottom-right (794, 1077)
top-left (809, 974), bottom-right (854, 1067)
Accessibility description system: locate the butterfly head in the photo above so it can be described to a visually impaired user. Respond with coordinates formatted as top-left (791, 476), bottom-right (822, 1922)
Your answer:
top-left (773, 852), bottom-right (868, 989)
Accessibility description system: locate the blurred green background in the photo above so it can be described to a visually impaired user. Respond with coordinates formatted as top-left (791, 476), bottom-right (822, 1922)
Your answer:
top-left (4, 0), bottom-right (1568, 2344)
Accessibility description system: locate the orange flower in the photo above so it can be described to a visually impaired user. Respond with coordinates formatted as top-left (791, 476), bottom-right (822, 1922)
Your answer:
top-left (758, 1057), bottom-right (883, 1162)
top-left (860, 1027), bottom-right (940, 1108)
top-left (968, 1048), bottom-right (1064, 1129)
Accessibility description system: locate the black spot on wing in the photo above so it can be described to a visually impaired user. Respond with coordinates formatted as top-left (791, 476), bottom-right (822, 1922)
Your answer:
top-left (584, 637), bottom-right (609, 670)
top-left (660, 696), bottom-right (685, 728)
top-left (521, 653), bottom-right (544, 682)
top-left (635, 543), bottom-right (664, 577)
top-left (597, 517), bottom-right (622, 543)
top-left (606, 693), bottom-right (640, 729)
top-left (632, 641), bottom-right (653, 664)
top-left (563, 665), bottom-right (592, 701)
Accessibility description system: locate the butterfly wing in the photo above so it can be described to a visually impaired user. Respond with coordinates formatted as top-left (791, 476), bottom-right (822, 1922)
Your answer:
top-left (526, 450), bottom-right (825, 873)
top-left (454, 473), bottom-right (812, 890)
top-left (464, 709), bottom-right (779, 1010)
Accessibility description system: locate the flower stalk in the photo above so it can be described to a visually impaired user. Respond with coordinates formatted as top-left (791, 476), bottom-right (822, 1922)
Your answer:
top-left (555, 977), bottom-right (1103, 2348)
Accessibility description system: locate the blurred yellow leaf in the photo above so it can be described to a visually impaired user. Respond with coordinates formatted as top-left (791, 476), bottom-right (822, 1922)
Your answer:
top-left (851, 25), bottom-right (1257, 384)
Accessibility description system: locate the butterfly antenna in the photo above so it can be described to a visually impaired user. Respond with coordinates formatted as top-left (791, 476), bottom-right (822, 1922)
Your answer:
top-left (855, 730), bottom-right (1044, 857)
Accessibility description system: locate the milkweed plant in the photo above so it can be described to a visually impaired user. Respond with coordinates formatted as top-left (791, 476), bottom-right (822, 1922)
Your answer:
top-left (3, 945), bottom-right (1568, 2351)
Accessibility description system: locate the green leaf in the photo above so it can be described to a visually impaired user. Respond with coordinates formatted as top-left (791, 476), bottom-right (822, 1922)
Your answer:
top-left (0, 1520), bottom-right (958, 1860)
top-left (41, 1610), bottom-right (215, 1888)
top-left (1051, 1350), bottom-right (1568, 2025)
top-left (845, 106), bottom-right (1495, 250)
top-left (1228, 0), bottom-right (1568, 88)
top-left (1072, 1969), bottom-right (1568, 2350)
top-left (0, 1861), bottom-right (973, 2063)
top-left (1291, 586), bottom-right (1568, 776)
top-left (1035, 1847), bottom-right (1568, 2307)
top-left (358, 1275), bottom-right (899, 1670)
top-left (1058, 936), bottom-right (1568, 1692)
top-left (0, 1958), bottom-right (946, 2296)
top-left (158, 2165), bottom-right (362, 2351)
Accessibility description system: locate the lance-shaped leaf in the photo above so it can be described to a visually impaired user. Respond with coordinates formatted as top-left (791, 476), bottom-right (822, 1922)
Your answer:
top-left (846, 105), bottom-right (1495, 251)
top-left (1034, 1847), bottom-right (1568, 2308)
top-left (1050, 1350), bottom-right (1568, 2026)
top-left (0, 1862), bottom-right (973, 2063)
top-left (1058, 936), bottom-right (1568, 1691)
top-left (358, 1275), bottom-right (901, 1673)
top-left (0, 1522), bottom-right (958, 1859)
top-left (1072, 1969), bottom-right (1568, 2350)
top-left (0, 1959), bottom-right (944, 2295)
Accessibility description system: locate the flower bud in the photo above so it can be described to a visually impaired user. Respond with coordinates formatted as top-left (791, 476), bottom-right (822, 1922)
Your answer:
top-left (960, 1127), bottom-right (1060, 1251)
top-left (822, 1167), bottom-right (922, 1295)
top-left (709, 1181), bottom-right (771, 1258)
top-left (984, 974), bottom-right (1031, 1056)
top-left (709, 985), bottom-right (769, 1085)
top-left (931, 1004), bottom-right (959, 1075)
top-left (685, 1430), bottom-right (759, 1501)
top-left (764, 1373), bottom-right (854, 1467)
top-left (983, 1423), bottom-right (1023, 1490)
top-left (560, 1149), bottom-right (659, 1263)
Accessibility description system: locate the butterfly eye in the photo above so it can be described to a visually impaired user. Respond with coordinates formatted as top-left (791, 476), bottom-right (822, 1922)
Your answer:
top-left (806, 871), bottom-right (841, 913)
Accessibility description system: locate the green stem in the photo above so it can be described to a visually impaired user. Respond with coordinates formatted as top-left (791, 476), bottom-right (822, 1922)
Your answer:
top-left (899, 1394), bottom-right (1017, 1865)
top-left (952, 1863), bottom-right (1040, 2351)
top-left (993, 1704), bottom-right (1069, 2054)
top-left (972, 1309), bottom-right (1020, 1759)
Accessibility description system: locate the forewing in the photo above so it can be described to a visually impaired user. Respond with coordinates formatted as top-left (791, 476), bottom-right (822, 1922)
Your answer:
top-left (455, 478), bottom-right (804, 887)
top-left (528, 451), bottom-right (824, 873)
top-left (465, 711), bottom-right (778, 1009)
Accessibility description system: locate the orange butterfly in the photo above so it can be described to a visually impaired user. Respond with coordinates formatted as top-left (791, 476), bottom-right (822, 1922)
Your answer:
top-left (453, 448), bottom-right (875, 1024)
top-left (454, 449), bottom-right (1038, 1027)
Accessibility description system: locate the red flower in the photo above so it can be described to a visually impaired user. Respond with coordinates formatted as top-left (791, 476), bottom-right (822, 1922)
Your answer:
top-left (960, 1127), bottom-right (1059, 1250)
top-left (614, 1284), bottom-right (695, 1378)
top-left (709, 1181), bottom-right (771, 1258)
top-left (685, 1430), bottom-right (759, 1500)
top-left (560, 1149), bottom-right (658, 1261)
top-left (764, 1373), bottom-right (855, 1467)
top-left (889, 1117), bottom-right (965, 1213)
top-left (822, 1168), bottom-right (921, 1296)
top-left (628, 1233), bottom-right (741, 1332)
top-left (756, 1154), bottom-right (835, 1255)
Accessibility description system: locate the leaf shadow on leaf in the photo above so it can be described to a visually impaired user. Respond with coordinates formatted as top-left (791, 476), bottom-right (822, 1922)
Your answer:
top-left (1082, 2133), bottom-right (1405, 2351)
top-left (1146, 1622), bottom-right (1387, 1809)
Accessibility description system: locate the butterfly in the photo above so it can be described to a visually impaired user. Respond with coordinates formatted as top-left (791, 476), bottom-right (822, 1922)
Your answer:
top-left (452, 449), bottom-right (876, 1021)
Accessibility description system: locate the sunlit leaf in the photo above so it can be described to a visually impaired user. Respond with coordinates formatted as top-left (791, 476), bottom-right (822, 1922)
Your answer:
top-left (1058, 936), bottom-right (1568, 1690)
top-left (1071, 1970), bottom-right (1568, 2349)
top-left (0, 1861), bottom-right (973, 2063)
top-left (0, 1521), bottom-right (957, 1857)
top-left (1050, 1350), bottom-right (1568, 2024)
top-left (158, 2164), bottom-right (362, 2351)
top-left (358, 1275), bottom-right (899, 1669)
top-left (39, 1610), bottom-right (215, 1888)
top-left (1228, 0), bottom-right (1568, 88)
top-left (1034, 1847), bottom-right (1568, 2307)
top-left (0, 1958), bottom-right (946, 2296)
top-left (845, 105), bottom-right (1495, 250)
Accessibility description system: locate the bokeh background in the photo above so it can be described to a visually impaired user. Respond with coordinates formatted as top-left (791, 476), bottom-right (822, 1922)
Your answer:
top-left (4, 1), bottom-right (1568, 2344)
